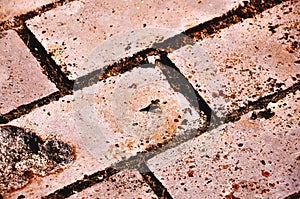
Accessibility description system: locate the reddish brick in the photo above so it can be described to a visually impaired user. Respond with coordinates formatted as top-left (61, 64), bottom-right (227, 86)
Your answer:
top-left (0, 30), bottom-right (57, 115)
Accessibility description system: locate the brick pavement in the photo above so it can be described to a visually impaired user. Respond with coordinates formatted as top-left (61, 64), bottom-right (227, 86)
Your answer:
top-left (0, 0), bottom-right (299, 198)
top-left (0, 0), bottom-right (55, 23)
top-left (0, 30), bottom-right (57, 115)
top-left (148, 91), bottom-right (300, 198)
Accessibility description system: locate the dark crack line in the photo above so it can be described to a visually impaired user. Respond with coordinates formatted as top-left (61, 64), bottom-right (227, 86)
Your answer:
top-left (156, 52), bottom-right (220, 128)
top-left (16, 24), bottom-right (74, 93)
top-left (283, 191), bottom-right (300, 199)
top-left (75, 0), bottom-right (289, 91)
top-left (153, 0), bottom-right (288, 51)
top-left (138, 163), bottom-right (173, 199)
top-left (44, 81), bottom-right (300, 198)
top-left (1, 0), bottom-right (288, 123)
top-left (183, 0), bottom-right (288, 41)
top-left (0, 91), bottom-right (65, 124)
top-left (2, 0), bottom-right (296, 197)
top-left (74, 48), bottom-right (159, 91)
top-left (43, 167), bottom-right (119, 199)
top-left (226, 80), bottom-right (300, 123)
top-left (0, 0), bottom-right (75, 32)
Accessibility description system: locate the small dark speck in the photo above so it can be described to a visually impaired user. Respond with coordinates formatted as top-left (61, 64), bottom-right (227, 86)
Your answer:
top-left (260, 160), bottom-right (266, 165)
top-left (250, 112), bottom-right (257, 120)
top-left (268, 25), bottom-right (279, 34)
top-left (238, 143), bottom-right (243, 147)
top-left (257, 109), bottom-right (275, 119)
top-left (17, 195), bottom-right (25, 199)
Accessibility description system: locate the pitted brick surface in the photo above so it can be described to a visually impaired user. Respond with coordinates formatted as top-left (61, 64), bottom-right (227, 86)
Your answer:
top-left (4, 62), bottom-right (207, 197)
top-left (0, 0), bottom-right (299, 198)
top-left (0, 0), bottom-right (55, 23)
top-left (147, 91), bottom-right (300, 199)
top-left (0, 125), bottom-right (74, 194)
top-left (5, 95), bottom-right (102, 198)
top-left (169, 0), bottom-right (300, 113)
top-left (0, 30), bottom-right (57, 115)
top-left (26, 0), bottom-right (245, 79)
top-left (68, 170), bottom-right (157, 199)
top-left (73, 64), bottom-right (206, 163)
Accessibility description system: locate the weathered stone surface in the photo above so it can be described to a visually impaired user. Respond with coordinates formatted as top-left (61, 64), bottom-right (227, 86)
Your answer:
top-left (148, 91), bottom-right (300, 198)
top-left (1, 0), bottom-right (299, 198)
top-left (73, 64), bottom-right (206, 163)
top-left (169, 0), bottom-right (300, 114)
top-left (0, 30), bottom-right (57, 115)
top-left (0, 0), bottom-right (55, 23)
top-left (0, 125), bottom-right (74, 194)
top-left (68, 170), bottom-right (157, 199)
top-left (5, 95), bottom-right (102, 198)
top-left (26, 0), bottom-right (244, 79)
top-left (4, 62), bottom-right (207, 196)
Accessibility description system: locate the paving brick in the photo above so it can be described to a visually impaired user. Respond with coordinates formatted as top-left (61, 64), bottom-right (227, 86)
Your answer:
top-left (1, 0), bottom-right (299, 198)
top-left (0, 30), bottom-right (57, 115)
top-left (73, 65), bottom-right (206, 163)
top-left (147, 91), bottom-right (300, 199)
top-left (0, 0), bottom-right (55, 23)
top-left (4, 95), bottom-right (103, 198)
top-left (26, 0), bottom-right (245, 79)
top-left (0, 125), bottom-right (74, 195)
top-left (168, 0), bottom-right (300, 113)
top-left (4, 62), bottom-right (206, 196)
top-left (68, 170), bottom-right (157, 199)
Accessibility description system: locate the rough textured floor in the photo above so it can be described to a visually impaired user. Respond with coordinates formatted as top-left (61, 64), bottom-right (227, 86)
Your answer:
top-left (0, 0), bottom-right (299, 198)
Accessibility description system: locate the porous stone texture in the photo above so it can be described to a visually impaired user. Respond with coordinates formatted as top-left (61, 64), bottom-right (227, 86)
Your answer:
top-left (0, 30), bottom-right (57, 115)
top-left (1, 0), bottom-right (299, 198)
top-left (26, 0), bottom-right (245, 79)
top-left (0, 125), bottom-right (74, 194)
top-left (147, 91), bottom-right (300, 199)
top-left (68, 170), bottom-right (158, 199)
top-left (168, 0), bottom-right (300, 114)
top-left (5, 63), bottom-right (205, 197)
top-left (73, 64), bottom-right (206, 164)
top-left (0, 0), bottom-right (55, 22)
top-left (5, 95), bottom-right (102, 198)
